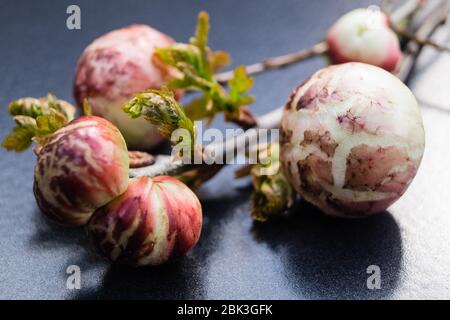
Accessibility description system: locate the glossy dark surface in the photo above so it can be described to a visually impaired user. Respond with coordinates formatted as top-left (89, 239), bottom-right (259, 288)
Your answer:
top-left (1, 0), bottom-right (449, 299)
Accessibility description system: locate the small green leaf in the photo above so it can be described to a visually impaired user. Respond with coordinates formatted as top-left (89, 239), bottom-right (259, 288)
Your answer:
top-left (1, 124), bottom-right (37, 152)
top-left (184, 96), bottom-right (214, 121)
top-left (210, 50), bottom-right (231, 72)
top-left (228, 65), bottom-right (255, 107)
top-left (190, 11), bottom-right (209, 53)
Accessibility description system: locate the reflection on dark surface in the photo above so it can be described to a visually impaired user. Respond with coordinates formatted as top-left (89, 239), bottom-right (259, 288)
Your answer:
top-left (252, 200), bottom-right (403, 299)
top-left (29, 208), bottom-right (87, 249)
top-left (30, 205), bottom-right (203, 299)
top-left (30, 189), bottom-right (403, 299)
top-left (29, 207), bottom-right (105, 279)
top-left (72, 191), bottom-right (251, 299)
top-left (74, 259), bottom-right (205, 300)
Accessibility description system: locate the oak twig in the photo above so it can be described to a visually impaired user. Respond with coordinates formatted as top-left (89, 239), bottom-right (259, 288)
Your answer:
top-left (129, 108), bottom-right (283, 179)
top-left (214, 42), bottom-right (328, 83)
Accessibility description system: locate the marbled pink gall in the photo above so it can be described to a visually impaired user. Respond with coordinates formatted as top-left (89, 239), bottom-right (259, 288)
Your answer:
top-left (74, 24), bottom-right (180, 150)
top-left (326, 8), bottom-right (402, 72)
top-left (281, 63), bottom-right (425, 217)
top-left (87, 176), bottom-right (202, 266)
top-left (34, 116), bottom-right (129, 226)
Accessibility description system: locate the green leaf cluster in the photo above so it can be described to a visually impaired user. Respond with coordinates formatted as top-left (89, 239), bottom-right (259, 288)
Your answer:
top-left (2, 94), bottom-right (76, 152)
top-left (155, 11), bottom-right (255, 125)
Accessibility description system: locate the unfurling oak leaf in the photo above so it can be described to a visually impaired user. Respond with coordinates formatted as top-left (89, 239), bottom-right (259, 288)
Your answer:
top-left (236, 143), bottom-right (294, 222)
top-left (251, 171), bottom-right (294, 222)
top-left (1, 94), bottom-right (76, 153)
top-left (123, 88), bottom-right (196, 147)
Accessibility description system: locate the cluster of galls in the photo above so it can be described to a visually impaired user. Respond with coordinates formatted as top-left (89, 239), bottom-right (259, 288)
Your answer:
top-left (31, 8), bottom-right (424, 265)
top-left (34, 116), bottom-right (202, 266)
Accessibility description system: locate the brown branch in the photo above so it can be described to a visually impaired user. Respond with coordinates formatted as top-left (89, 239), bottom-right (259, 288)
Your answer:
top-left (214, 42), bottom-right (328, 83)
top-left (129, 155), bottom-right (195, 178)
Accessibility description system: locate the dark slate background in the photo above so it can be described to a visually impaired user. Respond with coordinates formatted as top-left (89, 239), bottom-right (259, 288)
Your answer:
top-left (1, 0), bottom-right (449, 299)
